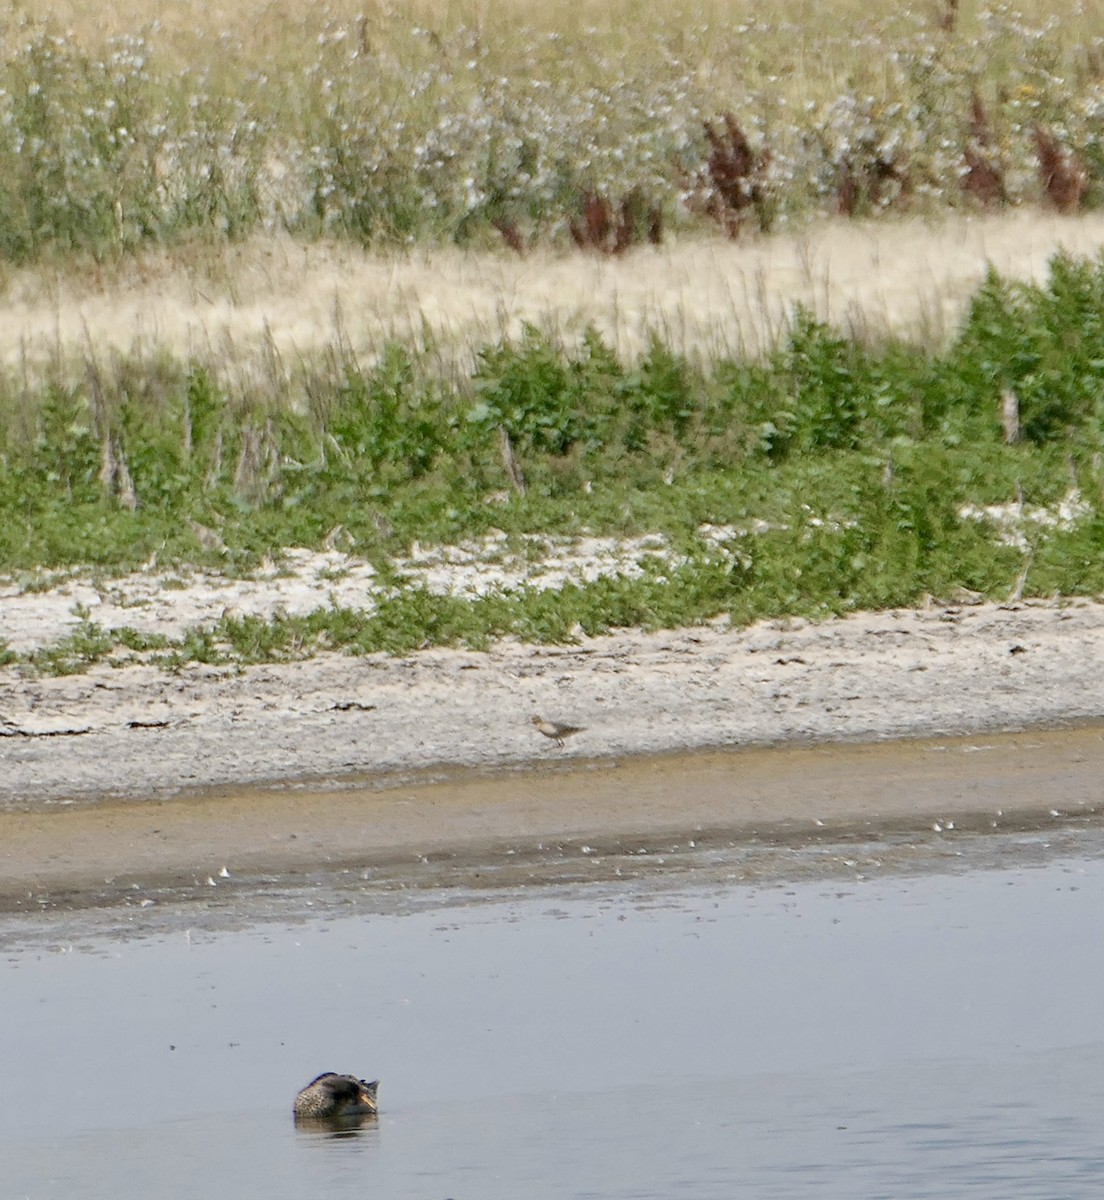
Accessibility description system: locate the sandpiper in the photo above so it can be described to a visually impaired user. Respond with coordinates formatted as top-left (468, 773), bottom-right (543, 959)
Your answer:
top-left (530, 714), bottom-right (586, 747)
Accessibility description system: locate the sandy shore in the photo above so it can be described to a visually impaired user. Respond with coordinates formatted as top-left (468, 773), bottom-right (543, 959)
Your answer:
top-left (3, 595), bottom-right (1104, 908)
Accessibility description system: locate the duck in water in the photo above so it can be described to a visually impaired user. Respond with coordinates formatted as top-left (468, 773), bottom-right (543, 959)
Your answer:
top-left (294, 1072), bottom-right (379, 1123)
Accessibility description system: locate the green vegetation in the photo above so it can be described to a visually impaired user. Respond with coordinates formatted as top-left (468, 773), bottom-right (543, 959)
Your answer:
top-left (0, 0), bottom-right (1102, 261)
top-left (5, 252), bottom-right (1104, 671)
top-left (4, 1), bottom-right (1102, 673)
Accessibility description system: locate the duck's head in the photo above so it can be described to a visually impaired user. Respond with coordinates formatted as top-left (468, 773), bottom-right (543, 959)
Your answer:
top-left (294, 1072), bottom-right (379, 1121)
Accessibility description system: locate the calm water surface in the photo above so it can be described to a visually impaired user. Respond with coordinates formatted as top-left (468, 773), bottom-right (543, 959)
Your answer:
top-left (4, 844), bottom-right (1104, 1198)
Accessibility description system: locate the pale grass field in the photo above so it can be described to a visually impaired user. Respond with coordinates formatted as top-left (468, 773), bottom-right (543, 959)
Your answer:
top-left (5, 212), bottom-right (1104, 381)
top-left (32, 0), bottom-right (1104, 115)
top-left (40, 0), bottom-right (1101, 59)
top-left (4, 0), bottom-right (1104, 382)
top-left (32, 0), bottom-right (943, 52)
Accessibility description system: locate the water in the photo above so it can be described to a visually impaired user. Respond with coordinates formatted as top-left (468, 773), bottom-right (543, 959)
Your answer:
top-left (4, 849), bottom-right (1104, 1198)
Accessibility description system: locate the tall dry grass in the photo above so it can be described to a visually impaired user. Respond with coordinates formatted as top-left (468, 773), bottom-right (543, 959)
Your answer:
top-left (5, 211), bottom-right (1104, 382)
top-left (40, 0), bottom-right (1104, 66)
top-left (0, 0), bottom-right (1102, 264)
top-left (35, 0), bottom-right (1104, 130)
top-left (0, 0), bottom-right (1101, 398)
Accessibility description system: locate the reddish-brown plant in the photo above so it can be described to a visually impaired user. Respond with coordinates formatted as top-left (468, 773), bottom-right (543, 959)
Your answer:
top-left (1033, 125), bottom-right (1087, 213)
top-left (569, 188), bottom-right (662, 255)
top-left (570, 191), bottom-right (613, 250)
top-left (684, 113), bottom-right (772, 237)
top-left (835, 155), bottom-right (909, 217)
top-left (492, 217), bottom-right (527, 255)
top-left (961, 91), bottom-right (1006, 208)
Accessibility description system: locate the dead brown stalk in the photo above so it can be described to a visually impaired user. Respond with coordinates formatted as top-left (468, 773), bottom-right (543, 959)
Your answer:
top-left (685, 113), bottom-right (773, 237)
top-left (961, 91), bottom-right (1006, 209)
top-left (1033, 124), bottom-right (1087, 213)
top-left (232, 420), bottom-right (280, 501)
top-left (836, 154), bottom-right (910, 217)
top-left (498, 426), bottom-right (526, 494)
top-left (99, 429), bottom-right (139, 511)
top-left (569, 188), bottom-right (663, 255)
top-left (491, 217), bottom-right (527, 255)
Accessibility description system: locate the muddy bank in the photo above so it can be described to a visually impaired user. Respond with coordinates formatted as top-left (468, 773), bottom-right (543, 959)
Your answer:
top-left (4, 596), bottom-right (1104, 908)
top-left (2, 717), bottom-right (1103, 912)
top-left (3, 597), bottom-right (1104, 807)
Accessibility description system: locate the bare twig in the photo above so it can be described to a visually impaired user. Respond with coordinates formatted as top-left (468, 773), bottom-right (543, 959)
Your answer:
top-left (1001, 388), bottom-right (1021, 444)
top-left (1008, 552), bottom-right (1034, 603)
top-left (498, 426), bottom-right (526, 495)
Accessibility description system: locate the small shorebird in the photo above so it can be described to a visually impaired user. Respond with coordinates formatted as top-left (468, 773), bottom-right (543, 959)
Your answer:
top-left (293, 1072), bottom-right (379, 1121)
top-left (530, 714), bottom-right (586, 747)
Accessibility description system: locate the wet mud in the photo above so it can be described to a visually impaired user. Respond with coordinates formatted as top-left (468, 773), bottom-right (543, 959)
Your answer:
top-left (3, 723), bottom-right (1102, 921)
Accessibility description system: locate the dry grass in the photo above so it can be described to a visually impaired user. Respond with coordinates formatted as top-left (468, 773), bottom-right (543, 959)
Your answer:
top-left (2, 0), bottom-right (1103, 261)
top-left (40, 0), bottom-right (1103, 57)
top-left (5, 211), bottom-right (1104, 381)
top-left (31, 0), bottom-right (1104, 118)
top-left (3, 0), bottom-right (1104, 381)
top-left (25, 0), bottom-right (916, 49)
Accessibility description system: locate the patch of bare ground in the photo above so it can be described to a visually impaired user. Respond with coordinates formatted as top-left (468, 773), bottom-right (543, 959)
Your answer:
top-left (3, 596), bottom-right (1104, 808)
